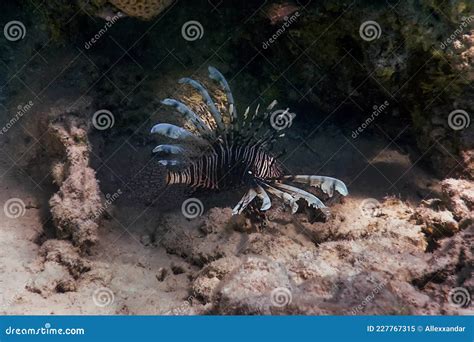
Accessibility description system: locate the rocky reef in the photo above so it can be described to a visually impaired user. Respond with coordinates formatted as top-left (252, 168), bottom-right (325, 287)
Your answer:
top-left (0, 0), bottom-right (472, 315)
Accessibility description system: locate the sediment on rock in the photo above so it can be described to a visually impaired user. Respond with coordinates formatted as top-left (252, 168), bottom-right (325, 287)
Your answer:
top-left (46, 107), bottom-right (102, 253)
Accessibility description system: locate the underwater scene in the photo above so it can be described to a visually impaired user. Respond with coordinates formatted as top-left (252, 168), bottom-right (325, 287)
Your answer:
top-left (0, 0), bottom-right (472, 316)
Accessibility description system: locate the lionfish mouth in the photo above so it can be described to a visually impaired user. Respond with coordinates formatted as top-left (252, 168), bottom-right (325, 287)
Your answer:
top-left (150, 66), bottom-right (348, 216)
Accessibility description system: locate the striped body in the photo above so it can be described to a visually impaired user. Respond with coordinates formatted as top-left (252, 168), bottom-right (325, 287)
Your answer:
top-left (167, 142), bottom-right (283, 190)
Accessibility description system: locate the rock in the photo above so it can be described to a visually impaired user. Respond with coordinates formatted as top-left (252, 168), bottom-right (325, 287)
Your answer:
top-left (413, 226), bottom-right (473, 314)
top-left (27, 261), bottom-right (73, 297)
top-left (214, 256), bottom-right (294, 315)
top-left (242, 233), bottom-right (311, 264)
top-left (160, 209), bottom-right (241, 266)
top-left (156, 267), bottom-right (168, 282)
top-left (192, 256), bottom-right (241, 303)
top-left (413, 206), bottom-right (459, 238)
top-left (39, 240), bottom-right (91, 279)
top-left (140, 234), bottom-right (152, 246)
top-left (26, 240), bottom-right (90, 297)
top-left (108, 0), bottom-right (174, 21)
top-left (47, 113), bottom-right (102, 253)
top-left (413, 178), bottom-right (474, 238)
top-left (441, 178), bottom-right (474, 222)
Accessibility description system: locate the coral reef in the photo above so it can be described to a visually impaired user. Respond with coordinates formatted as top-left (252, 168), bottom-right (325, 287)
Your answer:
top-left (46, 105), bottom-right (102, 252)
top-left (159, 194), bottom-right (471, 315)
top-left (27, 240), bottom-right (91, 296)
top-left (237, 0), bottom-right (473, 179)
top-left (1, 0), bottom-right (472, 316)
top-left (108, 0), bottom-right (174, 20)
top-left (414, 177), bottom-right (473, 242)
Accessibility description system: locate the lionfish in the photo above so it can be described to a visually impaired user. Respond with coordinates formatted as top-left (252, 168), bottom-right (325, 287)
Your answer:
top-left (146, 66), bottom-right (348, 215)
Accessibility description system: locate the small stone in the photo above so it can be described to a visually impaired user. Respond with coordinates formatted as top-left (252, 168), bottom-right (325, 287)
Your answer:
top-left (140, 234), bottom-right (152, 246)
top-left (156, 268), bottom-right (168, 282)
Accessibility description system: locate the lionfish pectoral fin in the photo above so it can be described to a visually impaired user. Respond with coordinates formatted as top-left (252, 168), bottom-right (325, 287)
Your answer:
top-left (178, 77), bottom-right (225, 132)
top-left (255, 184), bottom-right (271, 211)
top-left (152, 144), bottom-right (185, 154)
top-left (263, 183), bottom-right (299, 214)
top-left (232, 188), bottom-right (258, 215)
top-left (272, 182), bottom-right (327, 211)
top-left (208, 66), bottom-right (237, 119)
top-left (161, 99), bottom-right (212, 135)
top-left (157, 159), bottom-right (182, 167)
top-left (282, 175), bottom-right (348, 197)
top-left (151, 123), bottom-right (196, 139)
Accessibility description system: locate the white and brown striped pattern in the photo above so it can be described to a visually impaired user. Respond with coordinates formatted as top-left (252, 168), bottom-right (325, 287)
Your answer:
top-left (167, 142), bottom-right (283, 190)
